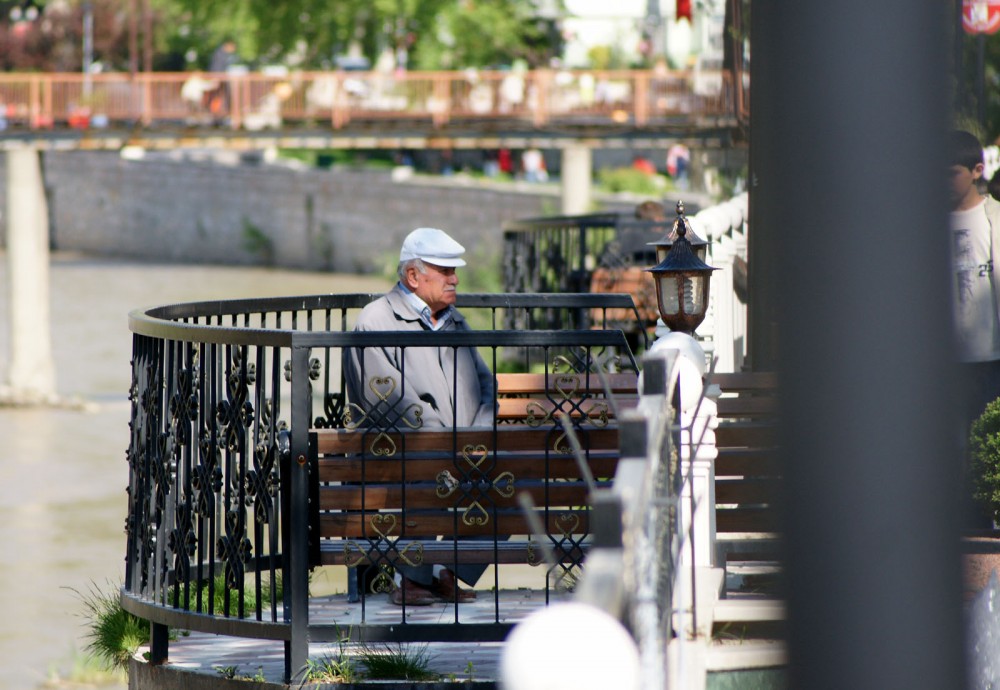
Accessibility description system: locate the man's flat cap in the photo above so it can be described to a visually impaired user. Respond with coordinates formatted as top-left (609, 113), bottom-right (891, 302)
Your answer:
top-left (399, 227), bottom-right (467, 267)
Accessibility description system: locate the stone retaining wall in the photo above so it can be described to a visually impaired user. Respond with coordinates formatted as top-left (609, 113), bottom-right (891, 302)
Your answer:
top-left (0, 152), bottom-right (635, 274)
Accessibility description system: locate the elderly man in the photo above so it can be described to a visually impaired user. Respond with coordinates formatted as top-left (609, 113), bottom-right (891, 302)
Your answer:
top-left (345, 227), bottom-right (495, 605)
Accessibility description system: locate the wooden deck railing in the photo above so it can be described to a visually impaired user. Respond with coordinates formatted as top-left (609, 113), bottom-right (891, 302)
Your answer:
top-left (0, 68), bottom-right (748, 131)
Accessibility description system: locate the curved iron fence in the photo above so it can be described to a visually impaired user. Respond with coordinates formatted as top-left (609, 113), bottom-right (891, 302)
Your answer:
top-left (122, 292), bottom-right (641, 682)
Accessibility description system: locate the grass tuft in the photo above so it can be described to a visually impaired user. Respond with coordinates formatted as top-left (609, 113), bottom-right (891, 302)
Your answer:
top-left (359, 643), bottom-right (439, 681)
top-left (71, 581), bottom-right (149, 672)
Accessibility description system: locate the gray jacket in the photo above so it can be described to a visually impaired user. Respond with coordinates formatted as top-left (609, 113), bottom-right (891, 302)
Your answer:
top-left (344, 285), bottom-right (495, 428)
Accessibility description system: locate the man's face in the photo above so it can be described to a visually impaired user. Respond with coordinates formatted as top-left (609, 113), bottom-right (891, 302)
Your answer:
top-left (949, 163), bottom-right (984, 208)
top-left (406, 261), bottom-right (459, 315)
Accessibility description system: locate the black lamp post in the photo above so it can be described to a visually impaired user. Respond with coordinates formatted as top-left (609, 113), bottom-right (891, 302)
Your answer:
top-left (646, 201), bottom-right (717, 335)
top-left (648, 200), bottom-right (709, 264)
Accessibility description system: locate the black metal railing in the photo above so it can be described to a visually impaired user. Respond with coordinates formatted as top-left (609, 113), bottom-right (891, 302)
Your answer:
top-left (502, 212), bottom-right (701, 345)
top-left (122, 292), bottom-right (641, 682)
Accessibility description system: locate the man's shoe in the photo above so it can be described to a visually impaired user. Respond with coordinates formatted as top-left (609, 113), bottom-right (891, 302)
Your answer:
top-left (433, 569), bottom-right (477, 602)
top-left (389, 578), bottom-right (437, 606)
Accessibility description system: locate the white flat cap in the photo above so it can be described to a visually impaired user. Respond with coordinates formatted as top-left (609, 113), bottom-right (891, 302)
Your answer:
top-left (399, 227), bottom-right (467, 267)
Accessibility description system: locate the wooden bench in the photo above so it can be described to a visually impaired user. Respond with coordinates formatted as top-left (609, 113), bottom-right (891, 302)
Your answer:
top-left (711, 371), bottom-right (780, 548)
top-left (308, 370), bottom-right (640, 593)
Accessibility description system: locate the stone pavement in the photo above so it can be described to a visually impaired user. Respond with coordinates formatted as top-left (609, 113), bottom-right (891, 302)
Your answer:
top-left (136, 588), bottom-right (566, 687)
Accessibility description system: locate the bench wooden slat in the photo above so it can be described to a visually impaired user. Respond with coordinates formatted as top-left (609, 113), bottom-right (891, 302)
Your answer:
top-left (313, 426), bottom-right (621, 456)
top-left (497, 396), bottom-right (638, 421)
top-left (319, 482), bottom-right (600, 511)
top-left (716, 396), bottom-right (777, 418)
top-left (715, 478), bottom-right (778, 504)
top-left (319, 510), bottom-right (591, 539)
top-left (317, 454), bottom-right (620, 483)
top-left (716, 448), bottom-right (779, 476)
top-left (317, 540), bottom-right (585, 566)
top-left (715, 421), bottom-right (778, 448)
top-left (496, 372), bottom-right (638, 395)
top-left (717, 508), bottom-right (778, 533)
top-left (713, 371), bottom-right (778, 392)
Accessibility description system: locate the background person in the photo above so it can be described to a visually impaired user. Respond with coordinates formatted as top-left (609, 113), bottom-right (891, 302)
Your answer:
top-left (949, 130), bottom-right (1000, 429)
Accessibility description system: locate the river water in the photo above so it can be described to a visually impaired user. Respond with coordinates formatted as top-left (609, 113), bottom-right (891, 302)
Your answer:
top-left (0, 253), bottom-right (391, 689)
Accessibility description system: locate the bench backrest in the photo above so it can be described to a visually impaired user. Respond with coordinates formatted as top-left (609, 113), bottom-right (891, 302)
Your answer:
top-left (712, 371), bottom-right (779, 534)
top-left (308, 370), bottom-right (640, 571)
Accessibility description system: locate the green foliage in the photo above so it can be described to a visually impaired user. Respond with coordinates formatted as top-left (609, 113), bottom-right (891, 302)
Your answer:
top-left (970, 397), bottom-right (1000, 522)
top-left (183, 573), bottom-right (281, 617)
top-left (242, 218), bottom-right (274, 263)
top-left (72, 581), bottom-right (149, 672)
top-left (153, 0), bottom-right (565, 71)
top-left (597, 166), bottom-right (672, 196)
top-left (957, 31), bottom-right (1000, 143)
top-left (359, 643), bottom-right (439, 681)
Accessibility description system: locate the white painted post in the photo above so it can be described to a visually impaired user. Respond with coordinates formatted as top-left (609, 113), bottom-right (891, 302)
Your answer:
top-left (711, 236), bottom-right (737, 373)
top-left (649, 333), bottom-right (719, 568)
top-left (4, 147), bottom-right (56, 403)
top-left (561, 145), bottom-right (592, 215)
top-left (732, 225), bottom-right (748, 370)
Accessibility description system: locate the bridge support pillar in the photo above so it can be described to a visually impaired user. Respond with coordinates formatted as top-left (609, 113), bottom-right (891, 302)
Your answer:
top-left (561, 145), bottom-right (592, 215)
top-left (3, 147), bottom-right (56, 403)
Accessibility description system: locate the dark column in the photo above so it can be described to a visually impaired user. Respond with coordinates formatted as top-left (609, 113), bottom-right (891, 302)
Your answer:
top-left (746, 0), bottom-right (779, 370)
top-left (759, 1), bottom-right (968, 689)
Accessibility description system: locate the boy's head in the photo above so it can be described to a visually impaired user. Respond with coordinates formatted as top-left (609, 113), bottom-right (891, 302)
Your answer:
top-left (951, 130), bottom-right (985, 171)
top-left (949, 130), bottom-right (985, 209)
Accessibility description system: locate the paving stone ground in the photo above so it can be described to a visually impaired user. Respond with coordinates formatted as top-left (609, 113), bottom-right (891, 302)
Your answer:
top-left (148, 588), bottom-right (566, 686)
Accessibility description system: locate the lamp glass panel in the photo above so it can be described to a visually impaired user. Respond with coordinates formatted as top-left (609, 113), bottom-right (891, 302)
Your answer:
top-left (684, 274), bottom-right (705, 314)
top-left (658, 274), bottom-right (680, 315)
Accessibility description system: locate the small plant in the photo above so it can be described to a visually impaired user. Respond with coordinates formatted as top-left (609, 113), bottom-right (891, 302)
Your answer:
top-left (216, 665), bottom-right (239, 679)
top-left (465, 660), bottom-right (476, 681)
top-left (359, 643), bottom-right (439, 681)
top-left (215, 665), bottom-right (266, 681)
top-left (303, 625), bottom-right (358, 683)
top-left (72, 581), bottom-right (150, 672)
top-left (970, 397), bottom-right (1000, 523)
top-left (304, 655), bottom-right (358, 683)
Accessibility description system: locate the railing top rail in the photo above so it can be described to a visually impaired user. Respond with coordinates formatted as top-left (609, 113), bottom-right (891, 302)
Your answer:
top-left (130, 291), bottom-right (642, 363)
top-left (502, 212), bottom-right (681, 234)
top-left (133, 291), bottom-right (637, 324)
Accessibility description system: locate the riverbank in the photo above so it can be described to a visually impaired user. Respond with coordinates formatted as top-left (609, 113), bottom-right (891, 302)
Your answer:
top-left (0, 254), bottom-right (391, 690)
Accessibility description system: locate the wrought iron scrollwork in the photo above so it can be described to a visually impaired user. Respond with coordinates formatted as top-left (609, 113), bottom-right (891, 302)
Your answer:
top-left (168, 502), bottom-right (197, 581)
top-left (343, 513), bottom-right (424, 595)
top-left (343, 375), bottom-right (425, 445)
top-left (169, 355), bottom-right (200, 447)
top-left (435, 444), bottom-right (517, 527)
top-left (217, 349), bottom-right (255, 452)
top-left (216, 508), bottom-right (253, 591)
top-left (193, 428), bottom-right (223, 519)
top-left (245, 408), bottom-right (283, 525)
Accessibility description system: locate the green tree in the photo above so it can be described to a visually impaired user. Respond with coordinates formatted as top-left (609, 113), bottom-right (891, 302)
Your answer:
top-left (157, 0), bottom-right (564, 70)
top-left (956, 28), bottom-right (1000, 143)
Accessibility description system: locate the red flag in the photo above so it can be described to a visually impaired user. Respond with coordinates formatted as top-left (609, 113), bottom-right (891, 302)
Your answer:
top-left (677, 0), bottom-right (692, 22)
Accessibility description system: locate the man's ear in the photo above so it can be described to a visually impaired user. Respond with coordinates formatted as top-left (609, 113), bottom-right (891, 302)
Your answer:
top-left (975, 162), bottom-right (986, 180)
top-left (403, 265), bottom-right (420, 290)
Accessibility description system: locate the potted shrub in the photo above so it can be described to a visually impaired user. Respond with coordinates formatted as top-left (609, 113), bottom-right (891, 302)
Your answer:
top-left (970, 398), bottom-right (1000, 526)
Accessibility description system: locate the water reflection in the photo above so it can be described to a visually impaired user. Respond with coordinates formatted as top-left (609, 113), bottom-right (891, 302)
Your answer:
top-left (0, 253), bottom-right (390, 689)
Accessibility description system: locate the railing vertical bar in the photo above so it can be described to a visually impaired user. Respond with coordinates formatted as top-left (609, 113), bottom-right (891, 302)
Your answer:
top-left (286, 342), bottom-right (312, 682)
